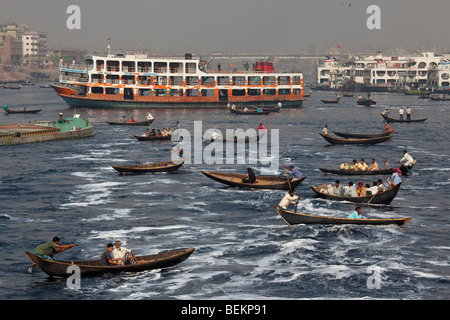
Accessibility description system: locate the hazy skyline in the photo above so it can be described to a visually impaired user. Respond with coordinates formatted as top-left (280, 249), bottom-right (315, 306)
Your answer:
top-left (1, 0), bottom-right (449, 55)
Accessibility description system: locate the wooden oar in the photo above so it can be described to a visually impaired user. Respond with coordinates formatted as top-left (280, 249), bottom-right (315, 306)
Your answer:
top-left (283, 164), bottom-right (292, 191)
top-left (365, 194), bottom-right (376, 205)
top-left (294, 195), bottom-right (301, 212)
top-left (169, 148), bottom-right (189, 173)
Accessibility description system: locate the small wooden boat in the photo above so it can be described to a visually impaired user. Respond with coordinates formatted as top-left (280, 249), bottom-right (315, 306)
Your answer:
top-left (202, 170), bottom-right (306, 190)
top-left (332, 131), bottom-right (391, 139)
top-left (2, 83), bottom-right (21, 89)
top-left (429, 94), bottom-right (450, 101)
top-left (106, 119), bottom-right (154, 126)
top-left (133, 134), bottom-right (172, 141)
top-left (357, 99), bottom-right (376, 106)
top-left (311, 183), bottom-right (401, 205)
top-left (3, 108), bottom-right (43, 114)
top-left (230, 108), bottom-right (271, 115)
top-left (26, 248), bottom-right (195, 278)
top-left (320, 133), bottom-right (392, 145)
top-left (320, 97), bottom-right (340, 104)
top-left (274, 205), bottom-right (411, 226)
top-left (381, 114), bottom-right (427, 123)
top-left (319, 168), bottom-right (393, 175)
top-left (112, 160), bottom-right (183, 174)
top-left (342, 92), bottom-right (353, 97)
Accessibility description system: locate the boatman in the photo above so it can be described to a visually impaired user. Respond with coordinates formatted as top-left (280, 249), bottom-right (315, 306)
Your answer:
top-left (28, 236), bottom-right (75, 272)
top-left (399, 150), bottom-right (415, 175)
top-left (322, 125), bottom-right (328, 136)
top-left (406, 107), bottom-right (412, 120)
top-left (278, 190), bottom-right (300, 210)
top-left (288, 166), bottom-right (304, 181)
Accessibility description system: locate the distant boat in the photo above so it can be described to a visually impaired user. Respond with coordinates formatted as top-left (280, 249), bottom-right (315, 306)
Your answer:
top-left (357, 98), bottom-right (376, 106)
top-left (111, 160), bottom-right (183, 174)
top-left (2, 83), bottom-right (21, 89)
top-left (381, 114), bottom-right (427, 123)
top-left (202, 170), bottom-right (306, 190)
top-left (319, 133), bottom-right (392, 145)
top-left (3, 105), bottom-right (42, 114)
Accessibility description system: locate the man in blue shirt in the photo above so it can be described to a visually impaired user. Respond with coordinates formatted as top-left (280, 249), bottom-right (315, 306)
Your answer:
top-left (348, 206), bottom-right (363, 219)
top-left (288, 166), bottom-right (304, 181)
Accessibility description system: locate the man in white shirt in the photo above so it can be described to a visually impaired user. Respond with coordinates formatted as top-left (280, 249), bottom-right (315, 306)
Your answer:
top-left (399, 107), bottom-right (404, 120)
top-left (344, 182), bottom-right (358, 197)
top-left (278, 190), bottom-right (299, 210)
top-left (399, 150), bottom-right (414, 166)
top-left (111, 241), bottom-right (139, 265)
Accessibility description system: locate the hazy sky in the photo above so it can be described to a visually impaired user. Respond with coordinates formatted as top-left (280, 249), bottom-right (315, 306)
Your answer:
top-left (1, 0), bottom-right (449, 54)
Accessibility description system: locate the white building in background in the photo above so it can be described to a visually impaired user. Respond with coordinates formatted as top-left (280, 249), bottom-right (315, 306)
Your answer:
top-left (317, 52), bottom-right (447, 91)
top-left (428, 60), bottom-right (450, 90)
top-left (22, 30), bottom-right (47, 57)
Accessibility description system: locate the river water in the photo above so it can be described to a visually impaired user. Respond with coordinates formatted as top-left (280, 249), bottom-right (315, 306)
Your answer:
top-left (0, 85), bottom-right (448, 301)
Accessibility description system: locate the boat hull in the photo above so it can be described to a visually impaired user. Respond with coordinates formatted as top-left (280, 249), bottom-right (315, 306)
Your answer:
top-left (4, 109), bottom-right (43, 114)
top-left (319, 168), bottom-right (393, 175)
top-left (311, 183), bottom-right (401, 205)
top-left (319, 133), bottom-right (392, 145)
top-left (381, 114), bottom-right (427, 123)
top-left (274, 205), bottom-right (411, 226)
top-left (332, 131), bottom-right (391, 139)
top-left (112, 161), bottom-right (183, 173)
top-left (106, 119), bottom-right (154, 126)
top-left (202, 170), bottom-right (306, 190)
top-left (26, 248), bottom-right (195, 277)
top-left (55, 89), bottom-right (303, 109)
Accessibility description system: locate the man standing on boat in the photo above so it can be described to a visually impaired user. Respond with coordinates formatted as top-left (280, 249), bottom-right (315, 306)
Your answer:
top-left (399, 107), bottom-right (404, 120)
top-left (406, 107), bottom-right (412, 120)
top-left (288, 166), bottom-right (304, 181)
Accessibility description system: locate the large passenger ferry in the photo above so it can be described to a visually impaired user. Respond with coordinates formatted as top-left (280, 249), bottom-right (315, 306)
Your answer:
top-left (52, 49), bottom-right (304, 109)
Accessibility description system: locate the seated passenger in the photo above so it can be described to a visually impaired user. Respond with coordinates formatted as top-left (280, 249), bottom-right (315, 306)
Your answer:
top-left (350, 160), bottom-right (359, 170)
top-left (242, 168), bottom-right (256, 183)
top-left (357, 159), bottom-right (369, 171)
top-left (368, 158), bottom-right (378, 171)
top-left (366, 181), bottom-right (379, 196)
top-left (344, 182), bottom-right (358, 197)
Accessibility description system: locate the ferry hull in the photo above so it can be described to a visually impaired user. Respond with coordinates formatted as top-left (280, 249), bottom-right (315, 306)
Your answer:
top-left (57, 93), bottom-right (303, 109)
top-left (52, 85), bottom-right (303, 109)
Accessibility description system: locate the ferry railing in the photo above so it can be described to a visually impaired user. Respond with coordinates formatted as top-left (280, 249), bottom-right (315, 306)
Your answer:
top-left (62, 64), bottom-right (92, 72)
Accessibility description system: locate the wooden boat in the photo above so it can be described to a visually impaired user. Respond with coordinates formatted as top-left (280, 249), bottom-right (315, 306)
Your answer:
top-left (106, 119), bottom-right (154, 126)
top-left (320, 97), bottom-right (340, 104)
top-left (429, 94), bottom-right (450, 101)
top-left (274, 205), bottom-right (411, 226)
top-left (319, 168), bottom-right (393, 175)
top-left (26, 248), bottom-right (195, 278)
top-left (230, 108), bottom-right (271, 115)
top-left (133, 134), bottom-right (172, 141)
top-left (343, 92), bottom-right (353, 97)
top-left (332, 131), bottom-right (391, 139)
top-left (310, 183), bottom-right (401, 205)
top-left (112, 160), bottom-right (183, 174)
top-left (357, 99), bottom-right (376, 106)
top-left (319, 133), bottom-right (392, 145)
top-left (381, 114), bottom-right (427, 123)
top-left (202, 170), bottom-right (306, 190)
top-left (3, 108), bottom-right (43, 114)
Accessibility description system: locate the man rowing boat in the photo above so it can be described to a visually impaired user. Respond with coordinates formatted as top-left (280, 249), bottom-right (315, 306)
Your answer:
top-left (28, 236), bottom-right (75, 272)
